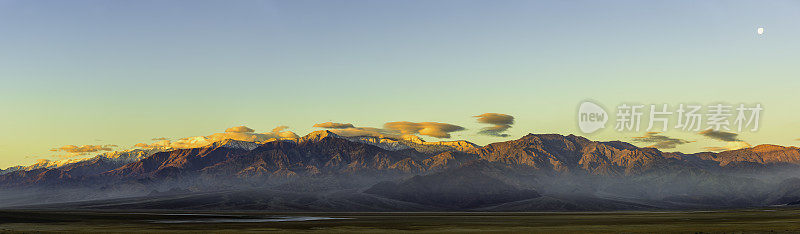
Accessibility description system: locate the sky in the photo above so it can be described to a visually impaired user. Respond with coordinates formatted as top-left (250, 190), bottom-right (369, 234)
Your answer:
top-left (1, 0), bottom-right (799, 168)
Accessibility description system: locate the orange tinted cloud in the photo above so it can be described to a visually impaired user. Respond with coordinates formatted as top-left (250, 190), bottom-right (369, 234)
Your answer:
top-left (50, 144), bottom-right (116, 154)
top-left (329, 127), bottom-right (397, 138)
top-left (474, 113), bottom-right (514, 137)
top-left (474, 113), bottom-right (514, 125)
top-left (314, 121), bottom-right (466, 139)
top-left (313, 122), bottom-right (355, 129)
top-left (271, 125), bottom-right (290, 132)
top-left (135, 125), bottom-right (299, 149)
top-left (225, 126), bottom-right (255, 133)
top-left (313, 122), bottom-right (396, 138)
top-left (384, 121), bottom-right (465, 138)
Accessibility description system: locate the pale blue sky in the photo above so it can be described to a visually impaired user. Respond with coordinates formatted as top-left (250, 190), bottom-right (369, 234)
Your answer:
top-left (1, 0), bottom-right (799, 167)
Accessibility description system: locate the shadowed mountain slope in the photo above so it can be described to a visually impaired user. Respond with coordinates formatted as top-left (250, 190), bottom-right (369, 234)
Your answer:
top-left (2, 132), bottom-right (800, 211)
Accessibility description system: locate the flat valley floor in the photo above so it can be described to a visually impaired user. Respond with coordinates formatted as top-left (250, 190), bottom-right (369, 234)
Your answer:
top-left (2, 208), bottom-right (800, 233)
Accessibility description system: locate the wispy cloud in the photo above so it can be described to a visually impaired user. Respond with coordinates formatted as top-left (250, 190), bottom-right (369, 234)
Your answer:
top-left (698, 129), bottom-right (740, 142)
top-left (698, 130), bottom-right (750, 151)
top-left (631, 132), bottom-right (692, 149)
top-left (703, 141), bottom-right (752, 152)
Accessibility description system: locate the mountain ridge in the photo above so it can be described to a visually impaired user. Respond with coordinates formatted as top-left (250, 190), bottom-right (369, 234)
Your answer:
top-left (4, 132), bottom-right (800, 183)
top-left (2, 132), bottom-right (800, 210)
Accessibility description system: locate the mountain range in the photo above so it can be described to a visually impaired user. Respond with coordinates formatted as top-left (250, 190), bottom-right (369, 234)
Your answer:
top-left (2, 131), bottom-right (800, 211)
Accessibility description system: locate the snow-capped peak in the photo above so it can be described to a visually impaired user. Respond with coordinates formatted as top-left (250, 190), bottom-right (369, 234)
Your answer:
top-left (299, 130), bottom-right (341, 143)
